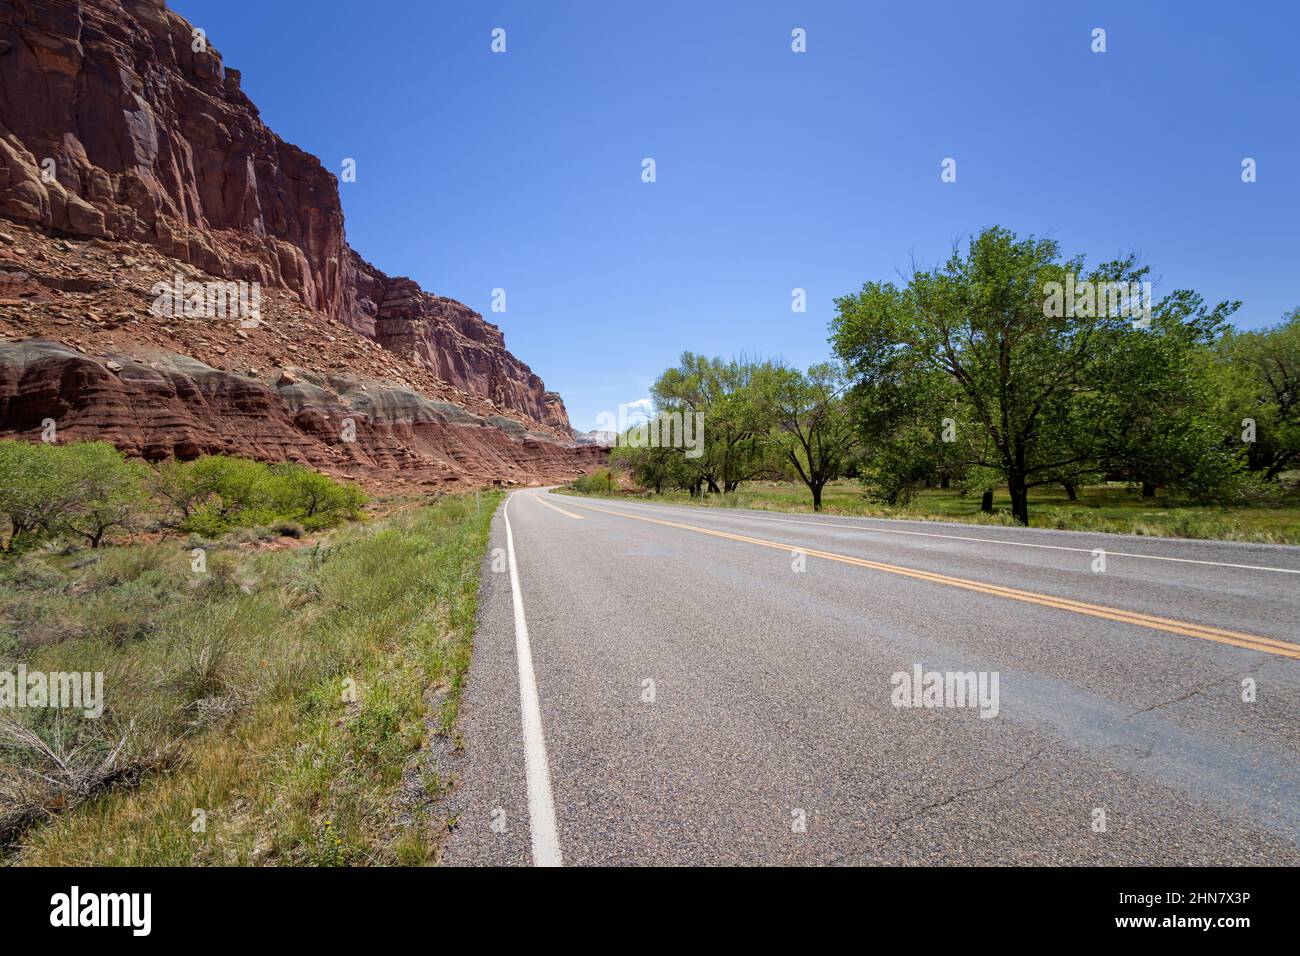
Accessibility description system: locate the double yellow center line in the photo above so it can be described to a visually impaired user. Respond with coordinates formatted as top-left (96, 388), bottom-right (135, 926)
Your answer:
top-left (545, 495), bottom-right (1300, 660)
top-left (532, 494), bottom-right (584, 519)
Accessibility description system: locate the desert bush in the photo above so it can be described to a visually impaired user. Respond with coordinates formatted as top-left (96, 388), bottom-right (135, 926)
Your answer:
top-left (0, 441), bottom-right (68, 551)
top-left (0, 441), bottom-right (151, 550)
top-left (571, 467), bottom-right (616, 494)
top-left (1, 442), bottom-right (368, 554)
top-left (267, 465), bottom-right (367, 526)
top-left (175, 458), bottom-right (367, 535)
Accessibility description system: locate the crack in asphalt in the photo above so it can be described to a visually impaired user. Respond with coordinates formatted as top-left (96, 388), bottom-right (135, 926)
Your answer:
top-left (877, 748), bottom-right (1046, 843)
top-left (1129, 677), bottom-right (1239, 717)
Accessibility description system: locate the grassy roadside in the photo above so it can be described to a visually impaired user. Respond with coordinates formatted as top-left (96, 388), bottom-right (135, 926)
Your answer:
top-left (555, 480), bottom-right (1300, 545)
top-left (2, 491), bottom-right (501, 865)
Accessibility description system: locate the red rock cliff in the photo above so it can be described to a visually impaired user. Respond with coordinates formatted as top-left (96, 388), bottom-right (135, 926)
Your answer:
top-left (0, 0), bottom-right (571, 435)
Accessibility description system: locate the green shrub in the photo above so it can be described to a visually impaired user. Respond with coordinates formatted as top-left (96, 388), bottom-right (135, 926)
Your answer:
top-left (0, 440), bottom-right (66, 551)
top-left (571, 467), bottom-right (616, 494)
top-left (0, 440), bottom-right (151, 550)
top-left (173, 459), bottom-right (367, 535)
top-left (266, 465), bottom-right (367, 524)
top-left (0, 441), bottom-right (368, 552)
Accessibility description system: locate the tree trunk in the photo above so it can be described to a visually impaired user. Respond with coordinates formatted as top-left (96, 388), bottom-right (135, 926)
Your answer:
top-left (811, 483), bottom-right (824, 512)
top-left (940, 474), bottom-right (950, 489)
top-left (980, 490), bottom-right (994, 513)
top-left (1008, 480), bottom-right (1029, 526)
top-left (1141, 481), bottom-right (1156, 498)
top-left (706, 476), bottom-right (721, 494)
top-left (1063, 482), bottom-right (1078, 502)
top-left (1264, 453), bottom-right (1293, 481)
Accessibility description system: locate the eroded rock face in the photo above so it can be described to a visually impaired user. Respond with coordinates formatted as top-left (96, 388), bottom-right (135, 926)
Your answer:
top-left (0, 0), bottom-right (340, 308)
top-left (0, 339), bottom-right (603, 487)
top-left (0, 0), bottom-right (572, 435)
top-left (351, 261), bottom-right (574, 435)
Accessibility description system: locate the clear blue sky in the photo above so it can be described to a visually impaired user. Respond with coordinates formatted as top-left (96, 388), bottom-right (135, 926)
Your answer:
top-left (172, 0), bottom-right (1298, 431)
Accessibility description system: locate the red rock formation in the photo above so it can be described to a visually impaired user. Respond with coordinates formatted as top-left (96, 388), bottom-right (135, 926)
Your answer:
top-left (0, 0), bottom-right (572, 436)
top-left (0, 338), bottom-right (604, 489)
top-left (350, 260), bottom-right (573, 434)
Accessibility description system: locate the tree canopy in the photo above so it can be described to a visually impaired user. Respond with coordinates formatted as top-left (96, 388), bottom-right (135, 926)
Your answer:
top-left (583, 227), bottom-right (1294, 525)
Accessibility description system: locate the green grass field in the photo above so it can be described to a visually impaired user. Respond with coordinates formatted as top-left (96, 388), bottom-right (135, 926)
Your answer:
top-left (1, 491), bottom-right (500, 865)
top-left (558, 480), bottom-right (1300, 545)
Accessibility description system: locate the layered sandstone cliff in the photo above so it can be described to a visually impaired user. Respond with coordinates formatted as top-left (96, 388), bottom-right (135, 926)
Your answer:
top-left (0, 0), bottom-right (572, 438)
top-left (0, 0), bottom-right (599, 486)
top-left (0, 338), bottom-right (600, 488)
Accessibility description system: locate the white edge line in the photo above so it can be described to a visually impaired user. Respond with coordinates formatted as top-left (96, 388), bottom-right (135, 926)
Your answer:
top-left (503, 493), bottom-right (563, 866)
top-left (545, 491), bottom-right (1300, 575)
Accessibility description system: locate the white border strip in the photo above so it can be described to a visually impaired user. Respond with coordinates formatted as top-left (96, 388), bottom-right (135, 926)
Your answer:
top-left (503, 493), bottom-right (563, 866)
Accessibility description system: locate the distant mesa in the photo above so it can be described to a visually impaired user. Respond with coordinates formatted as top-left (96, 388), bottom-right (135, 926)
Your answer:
top-left (571, 430), bottom-right (618, 448)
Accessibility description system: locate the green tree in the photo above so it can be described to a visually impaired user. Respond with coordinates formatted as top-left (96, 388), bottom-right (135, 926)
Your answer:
top-left (182, 455), bottom-right (277, 530)
top-left (610, 441), bottom-right (699, 495)
top-left (1084, 290), bottom-right (1244, 499)
top-left (147, 457), bottom-right (212, 527)
top-left (0, 440), bottom-right (72, 551)
top-left (55, 442), bottom-right (152, 548)
top-left (840, 351), bottom-right (969, 506)
top-left (1215, 310), bottom-right (1300, 481)
top-left (268, 464), bottom-right (368, 527)
top-left (652, 353), bottom-right (775, 494)
top-left (835, 227), bottom-right (1158, 524)
top-left (765, 363), bottom-right (859, 511)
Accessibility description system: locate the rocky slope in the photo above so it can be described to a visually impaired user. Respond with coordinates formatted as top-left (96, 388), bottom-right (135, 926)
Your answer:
top-left (0, 0), bottom-right (593, 485)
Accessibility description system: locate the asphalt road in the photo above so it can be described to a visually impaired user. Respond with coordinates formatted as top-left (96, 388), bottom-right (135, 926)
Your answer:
top-left (443, 489), bottom-right (1300, 866)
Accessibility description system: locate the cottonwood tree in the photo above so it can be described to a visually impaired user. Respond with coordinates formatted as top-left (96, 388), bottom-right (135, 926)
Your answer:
top-left (765, 363), bottom-right (859, 511)
top-left (832, 227), bottom-right (1147, 525)
top-left (610, 441), bottom-right (699, 495)
top-left (1, 440), bottom-right (150, 550)
top-left (843, 350), bottom-right (974, 506)
top-left (269, 464), bottom-right (368, 521)
top-left (1084, 290), bottom-right (1245, 499)
top-left (652, 352), bottom-right (774, 494)
top-left (147, 458), bottom-right (212, 527)
top-left (1215, 309), bottom-right (1300, 481)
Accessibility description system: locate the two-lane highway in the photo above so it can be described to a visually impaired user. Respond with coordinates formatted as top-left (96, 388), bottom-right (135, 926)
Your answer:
top-left (443, 490), bottom-right (1300, 865)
